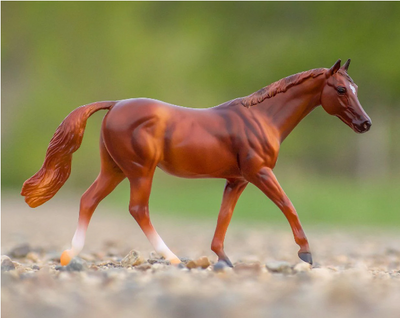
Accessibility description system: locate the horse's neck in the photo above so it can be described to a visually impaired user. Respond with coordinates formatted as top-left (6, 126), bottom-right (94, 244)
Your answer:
top-left (255, 77), bottom-right (325, 143)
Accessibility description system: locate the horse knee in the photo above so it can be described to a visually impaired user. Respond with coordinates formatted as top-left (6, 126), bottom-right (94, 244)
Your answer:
top-left (80, 194), bottom-right (98, 212)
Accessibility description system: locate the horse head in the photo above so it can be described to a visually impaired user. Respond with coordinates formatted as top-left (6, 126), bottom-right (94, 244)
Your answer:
top-left (321, 59), bottom-right (371, 133)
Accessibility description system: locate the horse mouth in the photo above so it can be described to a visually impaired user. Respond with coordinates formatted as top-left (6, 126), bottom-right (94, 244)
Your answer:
top-left (337, 115), bottom-right (371, 134)
top-left (353, 124), bottom-right (364, 133)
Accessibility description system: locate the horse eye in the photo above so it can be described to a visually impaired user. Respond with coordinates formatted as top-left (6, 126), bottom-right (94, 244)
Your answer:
top-left (337, 87), bottom-right (346, 94)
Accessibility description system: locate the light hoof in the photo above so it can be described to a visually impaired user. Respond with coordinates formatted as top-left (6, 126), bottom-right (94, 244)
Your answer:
top-left (60, 250), bottom-right (72, 266)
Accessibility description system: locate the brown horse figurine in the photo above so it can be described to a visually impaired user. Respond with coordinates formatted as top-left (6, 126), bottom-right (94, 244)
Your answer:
top-left (21, 59), bottom-right (371, 267)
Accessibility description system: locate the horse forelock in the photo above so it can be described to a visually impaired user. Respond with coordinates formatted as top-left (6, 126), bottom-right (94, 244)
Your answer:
top-left (241, 68), bottom-right (326, 108)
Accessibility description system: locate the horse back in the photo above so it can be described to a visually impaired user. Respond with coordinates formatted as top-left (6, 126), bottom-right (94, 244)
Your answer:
top-left (102, 98), bottom-right (280, 179)
top-left (102, 98), bottom-right (245, 179)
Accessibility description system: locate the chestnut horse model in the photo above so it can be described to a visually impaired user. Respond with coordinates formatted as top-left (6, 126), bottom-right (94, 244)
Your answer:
top-left (22, 59), bottom-right (371, 267)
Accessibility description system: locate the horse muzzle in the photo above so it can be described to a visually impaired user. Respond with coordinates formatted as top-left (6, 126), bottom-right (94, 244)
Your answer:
top-left (353, 119), bottom-right (372, 133)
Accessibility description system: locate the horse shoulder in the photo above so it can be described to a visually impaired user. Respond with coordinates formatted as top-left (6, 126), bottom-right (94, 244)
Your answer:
top-left (233, 112), bottom-right (281, 174)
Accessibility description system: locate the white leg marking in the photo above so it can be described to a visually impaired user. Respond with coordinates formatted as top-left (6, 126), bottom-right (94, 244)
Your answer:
top-left (70, 224), bottom-right (86, 257)
top-left (148, 232), bottom-right (180, 262)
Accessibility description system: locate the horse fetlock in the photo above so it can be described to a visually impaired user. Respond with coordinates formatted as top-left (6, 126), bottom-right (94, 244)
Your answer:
top-left (294, 231), bottom-right (309, 246)
top-left (211, 241), bottom-right (224, 254)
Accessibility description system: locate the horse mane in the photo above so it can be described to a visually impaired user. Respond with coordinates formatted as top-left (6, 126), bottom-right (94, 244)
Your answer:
top-left (241, 68), bottom-right (326, 108)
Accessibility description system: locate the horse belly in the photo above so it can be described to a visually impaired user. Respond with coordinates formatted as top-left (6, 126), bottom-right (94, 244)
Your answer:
top-left (159, 133), bottom-right (240, 179)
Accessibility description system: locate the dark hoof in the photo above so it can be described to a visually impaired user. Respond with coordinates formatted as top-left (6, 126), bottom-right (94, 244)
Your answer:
top-left (218, 257), bottom-right (233, 268)
top-left (298, 252), bottom-right (313, 265)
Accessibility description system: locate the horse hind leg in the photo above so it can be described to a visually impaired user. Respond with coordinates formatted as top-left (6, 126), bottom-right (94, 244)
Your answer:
top-left (126, 167), bottom-right (181, 264)
top-left (102, 119), bottom-right (180, 264)
top-left (60, 139), bottom-right (125, 265)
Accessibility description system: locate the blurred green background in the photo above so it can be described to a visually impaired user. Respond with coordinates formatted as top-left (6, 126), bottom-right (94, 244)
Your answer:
top-left (2, 2), bottom-right (399, 227)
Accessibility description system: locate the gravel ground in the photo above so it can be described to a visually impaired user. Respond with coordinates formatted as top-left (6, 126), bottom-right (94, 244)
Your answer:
top-left (2, 194), bottom-right (400, 318)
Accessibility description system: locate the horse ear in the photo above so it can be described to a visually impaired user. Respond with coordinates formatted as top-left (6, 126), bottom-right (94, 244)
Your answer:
top-left (342, 59), bottom-right (351, 72)
top-left (327, 59), bottom-right (341, 77)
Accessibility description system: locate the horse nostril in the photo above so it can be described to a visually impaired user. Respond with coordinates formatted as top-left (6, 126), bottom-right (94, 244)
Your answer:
top-left (363, 120), bottom-right (372, 131)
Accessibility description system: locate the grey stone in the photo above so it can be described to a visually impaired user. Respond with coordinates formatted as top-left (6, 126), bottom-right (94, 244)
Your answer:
top-left (148, 258), bottom-right (170, 265)
top-left (265, 261), bottom-right (293, 274)
top-left (121, 250), bottom-right (144, 267)
top-left (213, 261), bottom-right (228, 272)
top-left (1, 257), bottom-right (15, 272)
top-left (9, 244), bottom-right (31, 258)
top-left (63, 258), bottom-right (88, 272)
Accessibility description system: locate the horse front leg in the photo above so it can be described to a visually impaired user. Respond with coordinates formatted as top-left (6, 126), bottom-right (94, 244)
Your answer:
top-left (247, 167), bottom-right (312, 264)
top-left (211, 179), bottom-right (248, 267)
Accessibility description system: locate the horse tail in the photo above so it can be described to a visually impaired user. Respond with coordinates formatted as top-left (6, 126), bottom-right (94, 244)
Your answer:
top-left (21, 101), bottom-right (117, 208)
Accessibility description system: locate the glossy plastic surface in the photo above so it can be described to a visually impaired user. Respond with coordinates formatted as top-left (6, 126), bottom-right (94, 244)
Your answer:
top-left (21, 59), bottom-right (371, 266)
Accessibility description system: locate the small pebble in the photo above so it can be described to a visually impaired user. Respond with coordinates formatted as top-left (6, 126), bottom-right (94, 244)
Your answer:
top-left (1, 255), bottom-right (12, 262)
top-left (310, 267), bottom-right (334, 279)
top-left (135, 263), bottom-right (152, 271)
top-left (266, 261), bottom-right (293, 274)
top-left (293, 262), bottom-right (312, 273)
top-left (179, 257), bottom-right (191, 264)
top-left (9, 244), bottom-right (31, 258)
top-left (97, 260), bottom-right (121, 268)
top-left (121, 250), bottom-right (144, 267)
top-left (26, 252), bottom-right (40, 263)
top-left (149, 251), bottom-right (163, 259)
top-left (234, 262), bottom-right (263, 275)
top-left (148, 258), bottom-right (170, 265)
top-left (11, 261), bottom-right (24, 270)
top-left (151, 263), bottom-right (168, 271)
top-left (1, 256), bottom-right (15, 272)
top-left (196, 256), bottom-right (211, 269)
top-left (56, 258), bottom-right (88, 272)
top-left (186, 260), bottom-right (197, 269)
top-left (178, 263), bottom-right (188, 270)
top-left (213, 261), bottom-right (228, 272)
